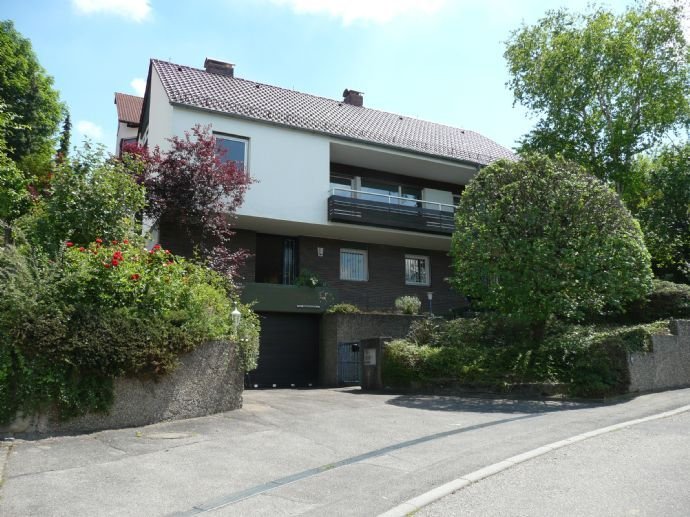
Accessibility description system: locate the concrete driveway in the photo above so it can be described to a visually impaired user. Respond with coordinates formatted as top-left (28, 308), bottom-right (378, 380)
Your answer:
top-left (1, 387), bottom-right (689, 516)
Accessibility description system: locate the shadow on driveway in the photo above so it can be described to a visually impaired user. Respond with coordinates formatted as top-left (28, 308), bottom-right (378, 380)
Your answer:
top-left (338, 387), bottom-right (624, 414)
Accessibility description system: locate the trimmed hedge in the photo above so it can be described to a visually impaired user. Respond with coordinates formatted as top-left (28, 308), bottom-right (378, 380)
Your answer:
top-left (382, 318), bottom-right (668, 397)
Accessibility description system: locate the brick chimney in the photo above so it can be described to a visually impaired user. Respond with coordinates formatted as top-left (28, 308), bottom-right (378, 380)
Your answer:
top-left (342, 89), bottom-right (364, 107)
top-left (204, 58), bottom-right (234, 77)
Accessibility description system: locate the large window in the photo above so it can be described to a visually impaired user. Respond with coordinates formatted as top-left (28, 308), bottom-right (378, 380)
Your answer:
top-left (405, 254), bottom-right (430, 286)
top-left (357, 178), bottom-right (421, 207)
top-left (340, 249), bottom-right (368, 281)
top-left (215, 134), bottom-right (248, 172)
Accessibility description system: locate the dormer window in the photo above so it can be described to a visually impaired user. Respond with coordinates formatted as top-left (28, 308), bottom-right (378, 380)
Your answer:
top-left (215, 133), bottom-right (248, 173)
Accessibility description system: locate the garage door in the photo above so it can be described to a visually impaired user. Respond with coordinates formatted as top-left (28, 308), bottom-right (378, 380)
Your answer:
top-left (246, 312), bottom-right (320, 388)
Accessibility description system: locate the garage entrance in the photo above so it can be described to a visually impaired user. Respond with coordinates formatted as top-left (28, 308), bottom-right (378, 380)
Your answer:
top-left (246, 312), bottom-right (320, 388)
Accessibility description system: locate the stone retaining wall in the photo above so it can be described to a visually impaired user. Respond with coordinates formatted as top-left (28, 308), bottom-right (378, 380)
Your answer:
top-left (628, 320), bottom-right (690, 393)
top-left (2, 340), bottom-right (244, 436)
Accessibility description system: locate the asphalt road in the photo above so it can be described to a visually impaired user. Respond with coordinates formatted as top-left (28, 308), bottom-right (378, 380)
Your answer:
top-left (1, 387), bottom-right (689, 516)
top-left (418, 410), bottom-right (690, 517)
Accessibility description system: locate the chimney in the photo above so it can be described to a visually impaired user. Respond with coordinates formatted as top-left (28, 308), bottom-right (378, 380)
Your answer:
top-left (204, 58), bottom-right (234, 77)
top-left (342, 89), bottom-right (364, 107)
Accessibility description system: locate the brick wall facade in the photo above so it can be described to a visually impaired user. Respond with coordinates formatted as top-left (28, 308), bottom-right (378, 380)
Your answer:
top-left (299, 236), bottom-right (466, 314)
top-left (160, 220), bottom-right (466, 315)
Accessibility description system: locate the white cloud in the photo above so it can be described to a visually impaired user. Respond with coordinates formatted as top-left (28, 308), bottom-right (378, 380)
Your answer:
top-left (76, 120), bottom-right (104, 140)
top-left (72, 0), bottom-right (152, 23)
top-left (268, 0), bottom-right (446, 25)
top-left (130, 78), bottom-right (147, 96)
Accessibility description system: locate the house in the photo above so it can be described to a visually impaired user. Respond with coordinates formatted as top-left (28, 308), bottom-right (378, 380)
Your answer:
top-left (114, 92), bottom-right (143, 156)
top-left (126, 57), bottom-right (514, 388)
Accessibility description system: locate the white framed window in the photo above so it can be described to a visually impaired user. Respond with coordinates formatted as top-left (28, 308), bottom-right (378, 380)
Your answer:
top-left (340, 249), bottom-right (368, 281)
top-left (215, 134), bottom-right (249, 173)
top-left (405, 254), bottom-right (430, 286)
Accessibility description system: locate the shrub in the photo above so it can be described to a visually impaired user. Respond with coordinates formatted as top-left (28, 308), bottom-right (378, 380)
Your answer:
top-left (0, 241), bottom-right (259, 423)
top-left (451, 154), bottom-right (653, 329)
top-left (294, 269), bottom-right (323, 288)
top-left (326, 303), bottom-right (360, 314)
top-left (382, 317), bottom-right (668, 397)
top-left (17, 145), bottom-right (146, 255)
top-left (395, 296), bottom-right (422, 315)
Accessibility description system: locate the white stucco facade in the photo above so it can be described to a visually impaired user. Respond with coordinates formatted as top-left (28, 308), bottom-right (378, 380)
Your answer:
top-left (142, 67), bottom-right (474, 250)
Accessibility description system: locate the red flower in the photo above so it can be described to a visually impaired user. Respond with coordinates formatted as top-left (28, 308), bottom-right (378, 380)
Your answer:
top-left (111, 259), bottom-right (120, 267)
top-left (130, 273), bottom-right (140, 281)
top-left (104, 263), bottom-right (111, 268)
top-left (78, 247), bottom-right (85, 252)
top-left (65, 242), bottom-right (74, 248)
top-left (111, 240), bottom-right (119, 245)
top-left (95, 238), bottom-right (103, 244)
top-left (153, 244), bottom-right (161, 250)
top-left (123, 239), bottom-right (129, 244)
top-left (165, 249), bottom-right (171, 255)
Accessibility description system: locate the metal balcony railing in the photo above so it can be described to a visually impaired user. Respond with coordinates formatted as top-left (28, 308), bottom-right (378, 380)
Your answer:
top-left (327, 187), bottom-right (456, 235)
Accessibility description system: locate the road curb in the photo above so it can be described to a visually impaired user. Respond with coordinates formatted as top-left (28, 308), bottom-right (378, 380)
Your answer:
top-left (378, 403), bottom-right (690, 517)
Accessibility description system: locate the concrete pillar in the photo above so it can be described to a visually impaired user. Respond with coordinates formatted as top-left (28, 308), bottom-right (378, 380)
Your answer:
top-left (360, 337), bottom-right (390, 390)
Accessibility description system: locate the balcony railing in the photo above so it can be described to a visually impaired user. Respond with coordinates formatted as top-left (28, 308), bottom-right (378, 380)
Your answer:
top-left (327, 187), bottom-right (456, 235)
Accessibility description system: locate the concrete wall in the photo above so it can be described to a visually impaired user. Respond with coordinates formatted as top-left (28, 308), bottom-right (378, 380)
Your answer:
top-left (628, 320), bottom-right (690, 393)
top-left (320, 313), bottom-right (422, 386)
top-left (2, 340), bottom-right (244, 436)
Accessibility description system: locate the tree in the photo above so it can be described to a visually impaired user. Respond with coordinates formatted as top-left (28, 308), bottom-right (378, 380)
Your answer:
top-left (20, 143), bottom-right (146, 254)
top-left (0, 21), bottom-right (63, 165)
top-left (504, 2), bottom-right (690, 189)
top-left (129, 125), bottom-right (252, 277)
top-left (0, 104), bottom-right (29, 244)
top-left (56, 112), bottom-right (72, 163)
top-left (450, 154), bottom-right (653, 335)
top-left (631, 145), bottom-right (690, 283)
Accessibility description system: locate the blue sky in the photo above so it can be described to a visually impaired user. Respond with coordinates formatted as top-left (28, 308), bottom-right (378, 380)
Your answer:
top-left (5, 0), bottom-right (640, 153)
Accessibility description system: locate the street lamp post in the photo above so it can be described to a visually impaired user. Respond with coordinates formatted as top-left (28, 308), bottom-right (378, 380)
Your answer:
top-left (426, 291), bottom-right (433, 316)
top-left (231, 304), bottom-right (241, 338)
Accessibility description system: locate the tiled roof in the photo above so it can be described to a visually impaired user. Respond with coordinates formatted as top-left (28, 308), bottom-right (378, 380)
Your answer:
top-left (114, 92), bottom-right (144, 125)
top-left (151, 59), bottom-right (515, 166)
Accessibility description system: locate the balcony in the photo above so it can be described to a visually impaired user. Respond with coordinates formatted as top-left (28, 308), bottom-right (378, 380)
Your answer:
top-left (327, 188), bottom-right (456, 235)
top-left (240, 283), bottom-right (334, 313)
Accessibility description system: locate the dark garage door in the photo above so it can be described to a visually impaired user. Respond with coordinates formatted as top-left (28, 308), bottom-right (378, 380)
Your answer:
top-left (246, 312), bottom-right (320, 388)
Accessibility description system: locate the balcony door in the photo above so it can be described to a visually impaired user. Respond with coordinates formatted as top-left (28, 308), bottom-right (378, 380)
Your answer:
top-left (255, 234), bottom-right (298, 284)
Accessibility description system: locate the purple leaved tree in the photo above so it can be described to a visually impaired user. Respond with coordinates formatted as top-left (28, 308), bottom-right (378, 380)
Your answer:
top-left (125, 125), bottom-right (253, 278)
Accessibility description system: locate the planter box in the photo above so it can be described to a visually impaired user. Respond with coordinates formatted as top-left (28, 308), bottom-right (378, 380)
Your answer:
top-left (240, 282), bottom-right (333, 313)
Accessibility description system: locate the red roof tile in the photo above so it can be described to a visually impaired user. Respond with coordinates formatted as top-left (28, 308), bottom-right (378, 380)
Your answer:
top-left (151, 59), bottom-right (515, 166)
top-left (114, 92), bottom-right (144, 125)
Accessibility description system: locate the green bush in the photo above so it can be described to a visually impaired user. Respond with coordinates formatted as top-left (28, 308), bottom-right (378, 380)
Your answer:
top-left (451, 154), bottom-right (653, 326)
top-left (383, 317), bottom-right (668, 397)
top-left (326, 303), bottom-right (360, 314)
top-left (619, 280), bottom-right (690, 323)
top-left (16, 146), bottom-right (146, 255)
top-left (294, 269), bottom-right (323, 288)
top-left (395, 295), bottom-right (422, 315)
top-left (0, 241), bottom-right (260, 423)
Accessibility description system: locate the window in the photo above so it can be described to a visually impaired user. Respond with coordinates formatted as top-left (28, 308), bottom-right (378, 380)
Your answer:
top-left (405, 255), bottom-right (430, 286)
top-left (359, 178), bottom-right (398, 203)
top-left (215, 134), bottom-right (248, 172)
top-left (340, 249), bottom-right (368, 281)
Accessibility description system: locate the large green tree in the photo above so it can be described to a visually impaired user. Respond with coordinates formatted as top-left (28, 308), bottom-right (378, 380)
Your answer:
top-left (504, 2), bottom-right (690, 189)
top-left (0, 20), bottom-right (62, 166)
top-left (451, 154), bottom-right (653, 335)
top-left (628, 145), bottom-right (690, 283)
